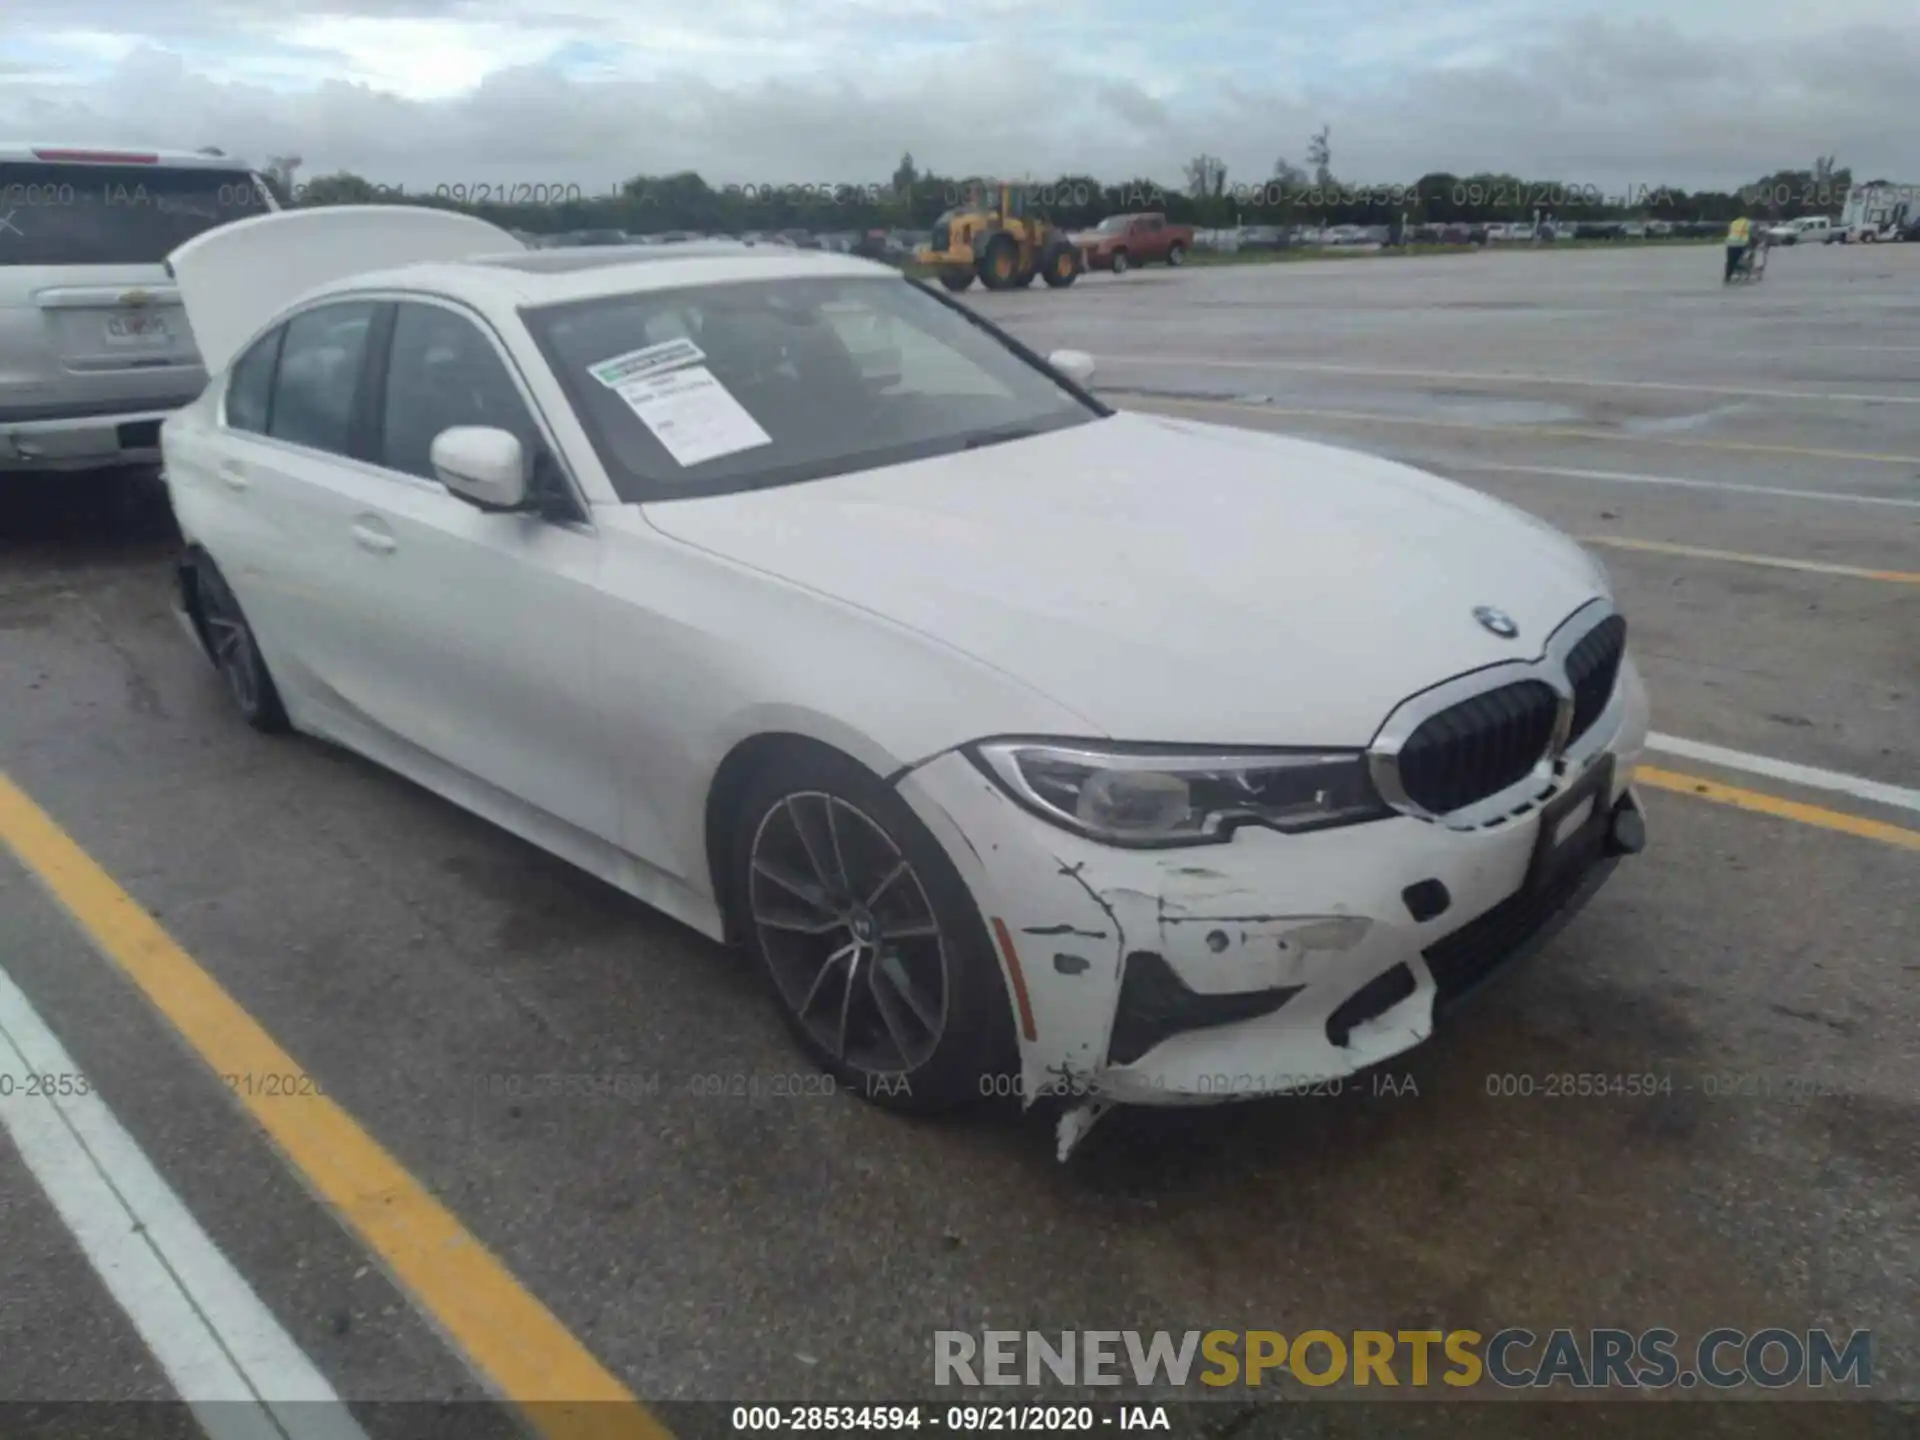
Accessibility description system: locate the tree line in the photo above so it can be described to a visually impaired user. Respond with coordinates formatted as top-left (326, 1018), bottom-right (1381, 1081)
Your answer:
top-left (261, 142), bottom-right (1860, 237)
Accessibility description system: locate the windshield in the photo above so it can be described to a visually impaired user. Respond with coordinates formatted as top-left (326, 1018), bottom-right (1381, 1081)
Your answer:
top-left (1096, 216), bottom-right (1131, 232)
top-left (524, 274), bottom-right (1104, 502)
top-left (0, 163), bottom-right (265, 266)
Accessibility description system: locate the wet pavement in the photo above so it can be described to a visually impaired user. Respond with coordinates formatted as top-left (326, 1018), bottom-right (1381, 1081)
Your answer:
top-left (0, 243), bottom-right (1915, 1433)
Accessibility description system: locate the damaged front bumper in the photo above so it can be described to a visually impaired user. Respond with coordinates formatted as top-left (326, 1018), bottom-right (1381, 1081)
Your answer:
top-left (892, 663), bottom-right (1650, 1142)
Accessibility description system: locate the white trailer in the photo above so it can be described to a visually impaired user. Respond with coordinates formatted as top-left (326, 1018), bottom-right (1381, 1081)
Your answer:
top-left (1836, 182), bottom-right (1916, 242)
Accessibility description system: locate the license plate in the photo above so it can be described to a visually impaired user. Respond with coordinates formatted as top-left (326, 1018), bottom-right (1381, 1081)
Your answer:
top-left (105, 313), bottom-right (171, 345)
top-left (1524, 755), bottom-right (1614, 894)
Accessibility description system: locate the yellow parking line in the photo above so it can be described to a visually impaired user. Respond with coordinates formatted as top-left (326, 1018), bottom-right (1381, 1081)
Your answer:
top-left (1124, 394), bottom-right (1920, 466)
top-left (1634, 766), bottom-right (1920, 850)
top-left (0, 771), bottom-right (669, 1440)
top-left (1579, 535), bottom-right (1920, 585)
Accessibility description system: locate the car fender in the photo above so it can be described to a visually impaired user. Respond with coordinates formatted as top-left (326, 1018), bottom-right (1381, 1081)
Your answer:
top-left (591, 509), bottom-right (1099, 897)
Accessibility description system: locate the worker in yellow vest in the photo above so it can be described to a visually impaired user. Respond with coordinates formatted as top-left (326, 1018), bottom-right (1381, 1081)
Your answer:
top-left (1724, 215), bottom-right (1752, 283)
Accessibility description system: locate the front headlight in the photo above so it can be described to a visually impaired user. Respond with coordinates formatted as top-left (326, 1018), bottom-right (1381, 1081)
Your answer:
top-left (969, 741), bottom-right (1392, 847)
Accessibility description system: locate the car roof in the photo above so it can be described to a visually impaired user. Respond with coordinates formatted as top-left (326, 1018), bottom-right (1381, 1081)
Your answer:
top-left (0, 142), bottom-right (258, 170)
top-left (312, 244), bottom-right (900, 309)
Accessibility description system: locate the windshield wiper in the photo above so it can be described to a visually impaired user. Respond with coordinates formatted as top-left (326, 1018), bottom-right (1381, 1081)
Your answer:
top-left (962, 426), bottom-right (1045, 451)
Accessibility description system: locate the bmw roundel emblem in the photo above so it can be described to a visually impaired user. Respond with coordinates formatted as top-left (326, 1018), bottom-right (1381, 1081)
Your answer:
top-left (1473, 606), bottom-right (1520, 639)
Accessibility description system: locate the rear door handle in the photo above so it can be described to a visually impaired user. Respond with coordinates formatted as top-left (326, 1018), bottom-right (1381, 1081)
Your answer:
top-left (218, 460), bottom-right (249, 491)
top-left (350, 517), bottom-right (397, 554)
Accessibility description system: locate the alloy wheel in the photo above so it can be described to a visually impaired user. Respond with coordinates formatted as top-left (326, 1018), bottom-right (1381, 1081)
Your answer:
top-left (198, 567), bottom-right (260, 715)
top-left (747, 792), bottom-right (950, 1077)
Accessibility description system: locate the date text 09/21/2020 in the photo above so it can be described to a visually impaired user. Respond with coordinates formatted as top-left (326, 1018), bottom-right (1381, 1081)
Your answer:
top-left (729, 1406), bottom-right (1163, 1433)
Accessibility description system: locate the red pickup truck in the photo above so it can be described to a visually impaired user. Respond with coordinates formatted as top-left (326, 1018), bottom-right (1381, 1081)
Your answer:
top-left (1070, 213), bottom-right (1194, 273)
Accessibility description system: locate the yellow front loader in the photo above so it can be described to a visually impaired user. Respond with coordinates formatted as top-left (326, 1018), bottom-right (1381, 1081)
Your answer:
top-left (916, 182), bottom-right (1082, 292)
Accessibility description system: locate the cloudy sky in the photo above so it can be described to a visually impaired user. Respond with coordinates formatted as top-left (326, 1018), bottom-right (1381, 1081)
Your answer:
top-left (2, 0), bottom-right (1915, 195)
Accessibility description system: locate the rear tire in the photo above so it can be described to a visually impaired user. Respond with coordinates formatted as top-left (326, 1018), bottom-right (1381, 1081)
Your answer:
top-left (1041, 245), bottom-right (1079, 287)
top-left (938, 271), bottom-right (974, 292)
top-left (191, 553), bottom-right (289, 733)
top-left (1166, 242), bottom-right (1186, 266)
top-left (729, 746), bottom-right (1018, 1112)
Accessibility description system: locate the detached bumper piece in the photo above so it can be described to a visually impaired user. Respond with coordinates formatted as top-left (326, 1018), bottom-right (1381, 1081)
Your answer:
top-left (1425, 790), bottom-right (1645, 1011)
top-left (1325, 964), bottom-right (1418, 1049)
top-left (1106, 951), bottom-right (1303, 1067)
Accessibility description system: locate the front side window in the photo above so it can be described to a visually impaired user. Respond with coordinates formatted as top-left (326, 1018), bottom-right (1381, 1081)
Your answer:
top-left (524, 275), bottom-right (1102, 502)
top-left (268, 302), bottom-right (378, 456)
top-left (225, 327), bottom-right (283, 434)
top-left (379, 303), bottom-right (544, 481)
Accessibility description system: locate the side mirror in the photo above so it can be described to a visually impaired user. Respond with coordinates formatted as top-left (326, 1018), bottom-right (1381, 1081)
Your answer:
top-left (1050, 349), bottom-right (1096, 386)
top-left (430, 426), bottom-right (528, 510)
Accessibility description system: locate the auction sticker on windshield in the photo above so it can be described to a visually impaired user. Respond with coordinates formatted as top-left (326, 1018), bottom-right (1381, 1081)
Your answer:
top-left (588, 337), bottom-right (706, 387)
top-left (610, 366), bottom-right (772, 468)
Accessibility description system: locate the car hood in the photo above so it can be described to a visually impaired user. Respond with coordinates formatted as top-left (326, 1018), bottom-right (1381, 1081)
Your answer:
top-left (641, 412), bottom-right (1609, 745)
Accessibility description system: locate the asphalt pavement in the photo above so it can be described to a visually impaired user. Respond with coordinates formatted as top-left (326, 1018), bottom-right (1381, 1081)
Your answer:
top-left (0, 241), bottom-right (1914, 1437)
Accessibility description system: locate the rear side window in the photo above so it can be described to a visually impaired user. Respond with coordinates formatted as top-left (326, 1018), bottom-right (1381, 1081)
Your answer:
top-left (226, 328), bottom-right (283, 435)
top-left (269, 303), bottom-right (378, 456)
top-left (0, 162), bottom-right (267, 267)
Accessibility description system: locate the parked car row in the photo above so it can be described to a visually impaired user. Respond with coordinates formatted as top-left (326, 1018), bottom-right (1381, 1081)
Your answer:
top-left (1193, 218), bottom-right (1732, 253)
top-left (1198, 213), bottom-right (1920, 253)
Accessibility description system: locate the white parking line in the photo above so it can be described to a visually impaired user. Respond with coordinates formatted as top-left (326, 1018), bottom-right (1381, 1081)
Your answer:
top-left (0, 963), bottom-right (368, 1440)
top-left (1439, 458), bottom-right (1920, 511)
top-left (1575, 535), bottom-right (1920, 584)
top-left (1096, 353), bottom-right (1920, 407)
top-left (1645, 735), bottom-right (1920, 815)
top-left (1110, 391), bottom-right (1920, 469)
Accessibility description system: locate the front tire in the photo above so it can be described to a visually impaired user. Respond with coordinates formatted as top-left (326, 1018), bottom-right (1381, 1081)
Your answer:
top-left (192, 553), bottom-right (289, 732)
top-left (1041, 245), bottom-right (1079, 287)
top-left (1109, 248), bottom-right (1130, 275)
top-left (731, 747), bottom-right (1018, 1112)
top-left (978, 234), bottom-right (1021, 291)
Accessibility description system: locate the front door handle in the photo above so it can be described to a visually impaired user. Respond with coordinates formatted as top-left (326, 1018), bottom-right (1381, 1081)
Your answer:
top-left (350, 517), bottom-right (396, 554)
top-left (218, 460), bottom-right (249, 491)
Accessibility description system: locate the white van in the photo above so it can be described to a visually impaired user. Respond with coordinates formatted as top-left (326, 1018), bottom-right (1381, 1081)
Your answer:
top-left (1, 144), bottom-right (276, 472)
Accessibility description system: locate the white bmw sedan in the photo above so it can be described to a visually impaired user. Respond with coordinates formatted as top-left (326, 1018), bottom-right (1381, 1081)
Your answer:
top-left (161, 207), bottom-right (1650, 1156)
